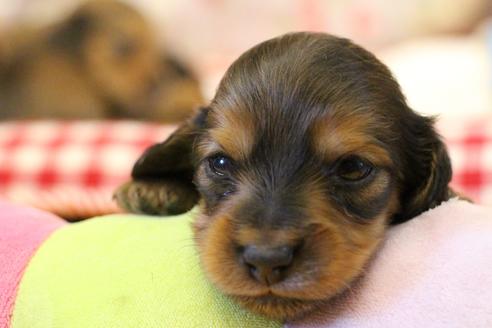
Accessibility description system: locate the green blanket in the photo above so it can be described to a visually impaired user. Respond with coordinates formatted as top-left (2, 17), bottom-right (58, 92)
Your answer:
top-left (12, 211), bottom-right (281, 328)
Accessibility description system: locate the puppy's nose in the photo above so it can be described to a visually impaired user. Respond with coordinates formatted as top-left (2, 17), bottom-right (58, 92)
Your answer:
top-left (242, 245), bottom-right (294, 285)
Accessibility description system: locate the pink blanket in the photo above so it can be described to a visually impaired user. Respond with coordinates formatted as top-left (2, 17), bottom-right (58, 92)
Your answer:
top-left (288, 198), bottom-right (492, 328)
top-left (0, 200), bottom-right (65, 328)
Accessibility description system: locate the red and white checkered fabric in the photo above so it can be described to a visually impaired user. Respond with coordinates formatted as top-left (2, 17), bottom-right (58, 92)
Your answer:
top-left (0, 121), bottom-right (176, 219)
top-left (438, 115), bottom-right (492, 205)
top-left (0, 116), bottom-right (490, 219)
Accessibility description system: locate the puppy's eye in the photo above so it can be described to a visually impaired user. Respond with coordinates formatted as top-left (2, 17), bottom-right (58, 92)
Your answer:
top-left (336, 156), bottom-right (373, 181)
top-left (208, 155), bottom-right (233, 176)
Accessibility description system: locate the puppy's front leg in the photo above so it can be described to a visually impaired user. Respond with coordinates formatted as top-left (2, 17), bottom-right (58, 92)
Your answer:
top-left (112, 124), bottom-right (202, 216)
top-left (114, 108), bottom-right (207, 216)
top-left (114, 179), bottom-right (198, 216)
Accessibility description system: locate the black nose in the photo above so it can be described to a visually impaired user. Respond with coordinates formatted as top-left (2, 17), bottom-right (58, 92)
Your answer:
top-left (242, 245), bottom-right (294, 285)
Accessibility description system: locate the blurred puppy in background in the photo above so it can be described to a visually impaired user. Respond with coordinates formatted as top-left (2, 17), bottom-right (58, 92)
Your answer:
top-left (0, 0), bottom-right (203, 121)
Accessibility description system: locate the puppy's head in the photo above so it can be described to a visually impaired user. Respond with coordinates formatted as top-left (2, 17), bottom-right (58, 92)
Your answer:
top-left (52, 0), bottom-right (160, 115)
top-left (130, 32), bottom-right (452, 319)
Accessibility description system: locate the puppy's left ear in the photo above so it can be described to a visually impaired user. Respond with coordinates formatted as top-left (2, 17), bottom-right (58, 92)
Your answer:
top-left (114, 107), bottom-right (208, 215)
top-left (393, 112), bottom-right (453, 224)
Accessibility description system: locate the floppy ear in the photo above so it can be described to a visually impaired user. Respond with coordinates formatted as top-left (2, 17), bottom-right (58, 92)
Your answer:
top-left (392, 113), bottom-right (453, 224)
top-left (114, 107), bottom-right (208, 215)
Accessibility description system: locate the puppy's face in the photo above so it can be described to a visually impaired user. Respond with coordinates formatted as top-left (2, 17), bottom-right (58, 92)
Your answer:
top-left (56, 1), bottom-right (203, 120)
top-left (119, 33), bottom-right (452, 319)
top-left (54, 1), bottom-right (160, 113)
top-left (192, 107), bottom-right (397, 318)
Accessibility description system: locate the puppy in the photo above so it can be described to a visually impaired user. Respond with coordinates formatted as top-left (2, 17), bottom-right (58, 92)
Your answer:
top-left (0, 0), bottom-right (202, 121)
top-left (114, 32), bottom-right (454, 320)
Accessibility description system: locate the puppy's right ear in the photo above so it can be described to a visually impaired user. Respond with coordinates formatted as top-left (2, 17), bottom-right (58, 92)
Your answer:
top-left (115, 107), bottom-right (208, 215)
top-left (392, 112), bottom-right (453, 224)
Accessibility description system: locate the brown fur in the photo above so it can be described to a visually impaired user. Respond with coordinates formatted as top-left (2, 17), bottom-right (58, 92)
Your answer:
top-left (114, 32), bottom-right (454, 319)
top-left (208, 109), bottom-right (256, 161)
top-left (0, 0), bottom-right (203, 121)
top-left (311, 113), bottom-right (393, 166)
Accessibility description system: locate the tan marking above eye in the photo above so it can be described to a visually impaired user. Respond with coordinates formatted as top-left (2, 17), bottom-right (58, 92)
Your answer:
top-left (310, 112), bottom-right (393, 167)
top-left (206, 108), bottom-right (256, 161)
top-left (196, 137), bottom-right (224, 161)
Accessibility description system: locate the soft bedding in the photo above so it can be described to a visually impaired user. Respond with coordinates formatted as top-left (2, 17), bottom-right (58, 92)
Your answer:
top-left (0, 199), bottom-right (491, 327)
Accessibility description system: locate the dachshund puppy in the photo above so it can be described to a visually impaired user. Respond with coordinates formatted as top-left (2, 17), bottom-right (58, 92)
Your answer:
top-left (115, 32), bottom-right (453, 319)
top-left (0, 0), bottom-right (202, 121)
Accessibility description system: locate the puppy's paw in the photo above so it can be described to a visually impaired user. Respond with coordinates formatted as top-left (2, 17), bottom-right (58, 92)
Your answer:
top-left (114, 180), bottom-right (198, 216)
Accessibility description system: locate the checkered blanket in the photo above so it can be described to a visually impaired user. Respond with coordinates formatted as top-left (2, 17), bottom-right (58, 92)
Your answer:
top-left (438, 115), bottom-right (492, 205)
top-left (0, 118), bottom-right (490, 219)
top-left (0, 121), bottom-right (176, 219)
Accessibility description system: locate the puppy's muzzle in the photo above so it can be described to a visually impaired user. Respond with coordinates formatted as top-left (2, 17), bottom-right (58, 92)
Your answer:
top-left (241, 244), bottom-right (295, 285)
